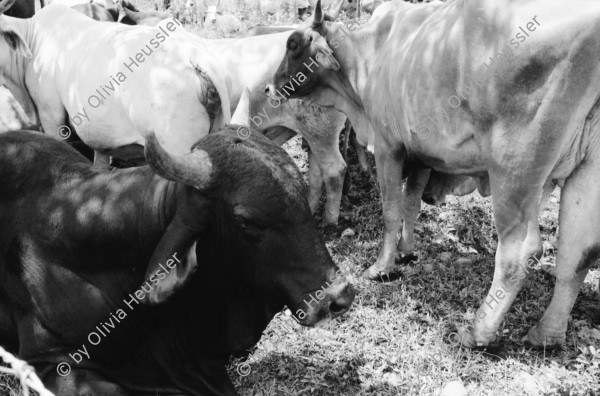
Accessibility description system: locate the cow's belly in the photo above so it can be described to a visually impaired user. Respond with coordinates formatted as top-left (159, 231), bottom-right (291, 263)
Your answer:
top-left (75, 119), bottom-right (142, 151)
top-left (365, 97), bottom-right (488, 174)
top-left (66, 83), bottom-right (210, 157)
top-left (405, 128), bottom-right (487, 175)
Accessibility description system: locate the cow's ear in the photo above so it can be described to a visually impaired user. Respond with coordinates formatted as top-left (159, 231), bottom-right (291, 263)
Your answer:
top-left (140, 211), bottom-right (208, 305)
top-left (313, 36), bottom-right (339, 70)
top-left (1, 29), bottom-right (31, 58)
top-left (312, 0), bottom-right (324, 29)
top-left (115, 1), bottom-right (128, 22)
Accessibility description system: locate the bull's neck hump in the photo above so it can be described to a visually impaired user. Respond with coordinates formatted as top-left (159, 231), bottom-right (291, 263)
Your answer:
top-left (136, 173), bottom-right (181, 248)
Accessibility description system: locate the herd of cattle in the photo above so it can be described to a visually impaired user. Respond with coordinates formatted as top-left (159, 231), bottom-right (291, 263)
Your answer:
top-left (0, 0), bottom-right (599, 394)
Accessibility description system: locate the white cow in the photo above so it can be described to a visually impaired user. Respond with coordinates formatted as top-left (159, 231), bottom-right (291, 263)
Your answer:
top-left (203, 0), bottom-right (241, 33)
top-left (0, 0), bottom-right (231, 165)
top-left (205, 31), bottom-right (347, 226)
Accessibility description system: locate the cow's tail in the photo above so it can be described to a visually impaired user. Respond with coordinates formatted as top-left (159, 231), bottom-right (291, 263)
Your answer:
top-left (39, 0), bottom-right (45, 8)
top-left (190, 47), bottom-right (231, 133)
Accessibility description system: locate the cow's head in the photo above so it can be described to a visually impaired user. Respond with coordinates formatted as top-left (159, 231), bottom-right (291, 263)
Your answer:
top-left (203, 0), bottom-right (219, 23)
top-left (119, 3), bottom-right (172, 26)
top-left (267, 0), bottom-right (350, 103)
top-left (0, 0), bottom-right (31, 66)
top-left (140, 123), bottom-right (354, 351)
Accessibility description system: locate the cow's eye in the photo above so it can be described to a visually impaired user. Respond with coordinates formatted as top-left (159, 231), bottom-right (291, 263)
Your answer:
top-left (288, 40), bottom-right (298, 50)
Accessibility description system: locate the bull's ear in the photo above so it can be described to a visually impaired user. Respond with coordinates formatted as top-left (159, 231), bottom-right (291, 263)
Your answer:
top-left (140, 214), bottom-right (205, 305)
top-left (0, 29), bottom-right (31, 58)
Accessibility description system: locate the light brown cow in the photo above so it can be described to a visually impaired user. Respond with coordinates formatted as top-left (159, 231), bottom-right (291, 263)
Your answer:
top-left (269, 0), bottom-right (600, 348)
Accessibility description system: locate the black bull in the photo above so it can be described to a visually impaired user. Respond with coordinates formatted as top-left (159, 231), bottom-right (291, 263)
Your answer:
top-left (0, 129), bottom-right (354, 395)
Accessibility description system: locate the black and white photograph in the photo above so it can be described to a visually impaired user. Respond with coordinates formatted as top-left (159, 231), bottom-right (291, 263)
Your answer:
top-left (0, 0), bottom-right (599, 394)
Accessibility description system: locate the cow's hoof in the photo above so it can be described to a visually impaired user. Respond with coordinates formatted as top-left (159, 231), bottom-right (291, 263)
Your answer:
top-left (522, 326), bottom-right (565, 348)
top-left (362, 266), bottom-right (402, 282)
top-left (458, 327), bottom-right (497, 348)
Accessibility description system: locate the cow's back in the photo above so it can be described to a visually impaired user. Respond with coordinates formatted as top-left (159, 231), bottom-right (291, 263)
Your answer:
top-left (363, 0), bottom-right (600, 174)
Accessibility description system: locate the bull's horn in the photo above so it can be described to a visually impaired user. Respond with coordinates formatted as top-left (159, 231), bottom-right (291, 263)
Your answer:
top-left (145, 132), bottom-right (212, 190)
top-left (312, 0), bottom-right (324, 29)
top-left (0, 0), bottom-right (17, 14)
top-left (230, 87), bottom-right (251, 126)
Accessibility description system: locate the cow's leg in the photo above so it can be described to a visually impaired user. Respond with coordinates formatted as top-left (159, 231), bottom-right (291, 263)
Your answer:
top-left (364, 135), bottom-right (404, 280)
top-left (539, 180), bottom-right (555, 217)
top-left (459, 174), bottom-right (546, 347)
top-left (341, 121), bottom-right (352, 195)
top-left (523, 156), bottom-right (600, 347)
top-left (350, 128), bottom-right (370, 174)
top-left (304, 131), bottom-right (347, 226)
top-left (398, 168), bottom-right (430, 254)
top-left (307, 149), bottom-right (324, 214)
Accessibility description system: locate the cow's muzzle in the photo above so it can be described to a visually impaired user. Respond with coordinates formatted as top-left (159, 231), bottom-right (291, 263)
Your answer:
top-left (264, 83), bottom-right (289, 104)
top-left (293, 277), bottom-right (355, 326)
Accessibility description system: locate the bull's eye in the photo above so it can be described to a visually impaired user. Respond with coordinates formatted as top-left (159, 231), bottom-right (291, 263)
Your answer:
top-left (235, 215), bottom-right (264, 233)
top-left (288, 40), bottom-right (298, 50)
top-left (239, 220), bottom-right (252, 231)
top-left (236, 217), bottom-right (266, 243)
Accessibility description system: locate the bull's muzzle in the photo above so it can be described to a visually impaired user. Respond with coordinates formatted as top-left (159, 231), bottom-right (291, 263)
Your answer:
top-left (295, 277), bottom-right (355, 326)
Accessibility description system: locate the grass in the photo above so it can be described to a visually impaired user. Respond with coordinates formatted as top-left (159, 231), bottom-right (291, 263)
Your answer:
top-left (0, 375), bottom-right (20, 396)
top-left (226, 137), bottom-right (600, 396)
top-left (2, 1), bottom-right (600, 395)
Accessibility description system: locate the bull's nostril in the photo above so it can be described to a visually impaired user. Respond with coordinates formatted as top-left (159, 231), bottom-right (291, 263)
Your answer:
top-left (329, 300), bottom-right (349, 315)
top-left (328, 286), bottom-right (355, 316)
top-left (422, 196), bottom-right (436, 206)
